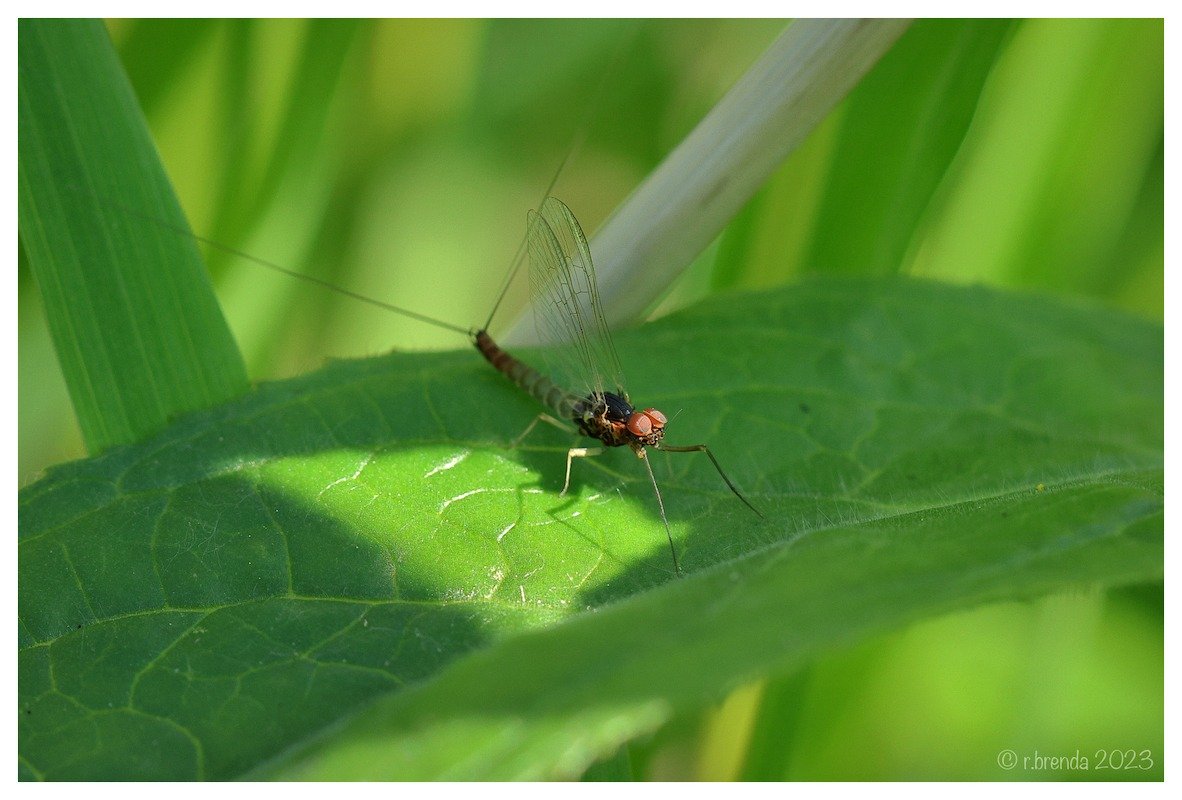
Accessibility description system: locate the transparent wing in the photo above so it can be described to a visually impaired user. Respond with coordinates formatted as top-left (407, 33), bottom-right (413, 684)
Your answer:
top-left (527, 197), bottom-right (627, 400)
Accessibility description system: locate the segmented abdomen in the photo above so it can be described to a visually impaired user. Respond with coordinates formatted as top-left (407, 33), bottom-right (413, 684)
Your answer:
top-left (473, 330), bottom-right (581, 420)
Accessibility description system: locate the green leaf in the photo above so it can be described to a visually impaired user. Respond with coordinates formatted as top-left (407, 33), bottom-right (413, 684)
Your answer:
top-left (799, 19), bottom-right (1015, 275)
top-left (112, 19), bottom-right (219, 114)
top-left (908, 19), bottom-right (1163, 309)
top-left (18, 279), bottom-right (1161, 780)
top-left (719, 18), bottom-right (1015, 289)
top-left (17, 19), bottom-right (247, 455)
top-left (201, 20), bottom-right (365, 256)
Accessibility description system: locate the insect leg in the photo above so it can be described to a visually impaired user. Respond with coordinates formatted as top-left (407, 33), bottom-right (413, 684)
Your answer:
top-left (509, 413), bottom-right (576, 448)
top-left (659, 444), bottom-right (764, 518)
top-left (563, 446), bottom-right (604, 496)
top-left (637, 449), bottom-right (682, 577)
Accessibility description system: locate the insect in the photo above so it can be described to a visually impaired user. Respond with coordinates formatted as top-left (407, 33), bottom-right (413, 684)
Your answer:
top-left (90, 26), bottom-right (763, 575)
top-left (171, 192), bottom-right (763, 575)
top-left (473, 196), bottom-right (763, 575)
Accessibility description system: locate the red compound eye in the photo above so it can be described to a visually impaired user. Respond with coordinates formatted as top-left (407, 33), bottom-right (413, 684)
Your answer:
top-left (627, 408), bottom-right (667, 437)
top-left (626, 412), bottom-right (653, 437)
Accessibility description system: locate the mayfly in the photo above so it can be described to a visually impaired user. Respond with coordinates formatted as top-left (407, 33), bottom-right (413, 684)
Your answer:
top-left (474, 196), bottom-right (764, 574)
top-left (127, 194), bottom-right (762, 574)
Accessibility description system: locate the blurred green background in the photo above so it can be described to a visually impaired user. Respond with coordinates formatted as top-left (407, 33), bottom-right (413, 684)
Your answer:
top-left (18, 19), bottom-right (1162, 780)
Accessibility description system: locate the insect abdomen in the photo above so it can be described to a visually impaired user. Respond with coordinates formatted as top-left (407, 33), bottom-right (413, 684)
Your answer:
top-left (474, 330), bottom-right (580, 419)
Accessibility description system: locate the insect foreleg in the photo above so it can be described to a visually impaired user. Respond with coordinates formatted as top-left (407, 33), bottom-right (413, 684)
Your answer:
top-left (659, 443), bottom-right (764, 519)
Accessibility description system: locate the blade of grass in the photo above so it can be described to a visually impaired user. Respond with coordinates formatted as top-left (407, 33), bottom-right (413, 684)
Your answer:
top-left (909, 19), bottom-right (1163, 313)
top-left (800, 19), bottom-right (1015, 276)
top-left (503, 18), bottom-right (911, 342)
top-left (18, 19), bottom-right (247, 454)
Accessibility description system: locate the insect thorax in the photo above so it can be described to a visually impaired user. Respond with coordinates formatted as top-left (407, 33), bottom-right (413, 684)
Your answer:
top-left (574, 391), bottom-right (664, 448)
